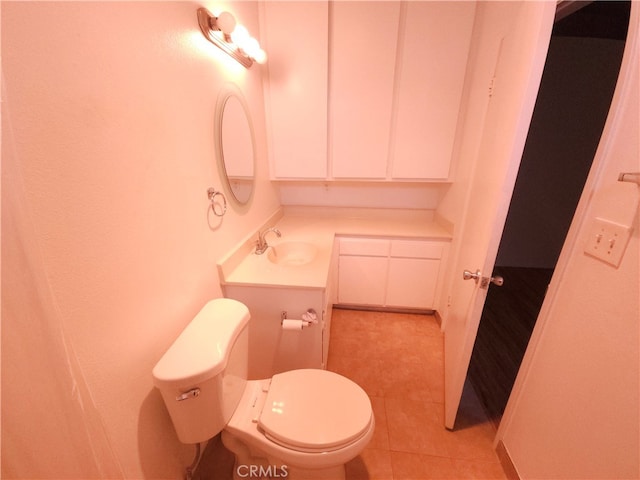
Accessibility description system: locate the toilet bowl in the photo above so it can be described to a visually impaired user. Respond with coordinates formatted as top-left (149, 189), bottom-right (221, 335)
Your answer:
top-left (152, 298), bottom-right (374, 480)
top-left (223, 370), bottom-right (374, 479)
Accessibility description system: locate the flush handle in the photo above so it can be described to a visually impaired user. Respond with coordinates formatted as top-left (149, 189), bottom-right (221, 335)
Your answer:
top-left (176, 387), bottom-right (200, 401)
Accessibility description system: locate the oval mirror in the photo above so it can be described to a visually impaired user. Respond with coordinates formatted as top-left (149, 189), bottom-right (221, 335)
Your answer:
top-left (215, 85), bottom-right (255, 205)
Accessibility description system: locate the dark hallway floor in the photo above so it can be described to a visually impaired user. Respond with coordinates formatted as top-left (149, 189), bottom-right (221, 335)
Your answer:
top-left (468, 266), bottom-right (554, 423)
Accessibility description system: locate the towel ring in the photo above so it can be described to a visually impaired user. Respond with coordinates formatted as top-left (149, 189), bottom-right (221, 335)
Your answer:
top-left (207, 187), bottom-right (227, 217)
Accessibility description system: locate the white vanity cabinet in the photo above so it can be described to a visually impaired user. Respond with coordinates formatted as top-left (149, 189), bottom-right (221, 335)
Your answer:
top-left (386, 241), bottom-right (444, 309)
top-left (222, 285), bottom-right (331, 379)
top-left (338, 238), bottom-right (390, 305)
top-left (337, 237), bottom-right (447, 310)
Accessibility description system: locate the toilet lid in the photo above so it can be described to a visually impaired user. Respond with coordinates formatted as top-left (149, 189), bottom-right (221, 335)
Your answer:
top-left (258, 369), bottom-right (372, 452)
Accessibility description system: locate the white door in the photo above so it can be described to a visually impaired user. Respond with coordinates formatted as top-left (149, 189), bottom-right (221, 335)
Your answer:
top-left (443, 2), bottom-right (556, 430)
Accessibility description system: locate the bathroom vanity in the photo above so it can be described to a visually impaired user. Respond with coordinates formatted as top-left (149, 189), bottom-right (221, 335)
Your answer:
top-left (218, 208), bottom-right (451, 377)
top-left (337, 237), bottom-right (447, 310)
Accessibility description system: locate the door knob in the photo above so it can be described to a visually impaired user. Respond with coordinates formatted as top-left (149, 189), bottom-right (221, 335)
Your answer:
top-left (480, 275), bottom-right (504, 289)
top-left (464, 270), bottom-right (504, 288)
top-left (463, 269), bottom-right (481, 284)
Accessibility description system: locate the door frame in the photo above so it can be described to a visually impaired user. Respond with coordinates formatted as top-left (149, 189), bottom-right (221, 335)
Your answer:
top-left (472, 9), bottom-right (629, 422)
top-left (442, 1), bottom-right (556, 430)
top-left (496, 0), bottom-right (640, 445)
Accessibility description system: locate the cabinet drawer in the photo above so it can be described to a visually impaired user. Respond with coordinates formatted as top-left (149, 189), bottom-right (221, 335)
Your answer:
top-left (339, 238), bottom-right (390, 257)
top-left (390, 240), bottom-right (443, 259)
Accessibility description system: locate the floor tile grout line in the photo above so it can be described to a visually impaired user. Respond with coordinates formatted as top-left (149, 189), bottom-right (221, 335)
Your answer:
top-left (329, 309), bottom-right (506, 479)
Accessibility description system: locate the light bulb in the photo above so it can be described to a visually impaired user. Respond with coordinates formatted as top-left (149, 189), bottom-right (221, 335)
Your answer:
top-left (243, 37), bottom-right (261, 58)
top-left (216, 11), bottom-right (236, 35)
top-left (253, 48), bottom-right (267, 64)
top-left (230, 25), bottom-right (250, 49)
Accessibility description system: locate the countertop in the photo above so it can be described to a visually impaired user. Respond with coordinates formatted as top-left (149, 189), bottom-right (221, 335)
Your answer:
top-left (218, 209), bottom-right (452, 290)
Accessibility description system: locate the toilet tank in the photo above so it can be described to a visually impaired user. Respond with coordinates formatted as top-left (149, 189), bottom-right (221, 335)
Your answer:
top-left (152, 298), bottom-right (250, 444)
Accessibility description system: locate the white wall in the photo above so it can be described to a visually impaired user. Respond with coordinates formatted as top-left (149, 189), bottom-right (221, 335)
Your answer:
top-left (1, 2), bottom-right (280, 478)
top-left (277, 182), bottom-right (447, 210)
top-left (499, 5), bottom-right (639, 478)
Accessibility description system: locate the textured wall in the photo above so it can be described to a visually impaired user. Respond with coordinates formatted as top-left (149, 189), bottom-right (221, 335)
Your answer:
top-left (1, 2), bottom-right (279, 478)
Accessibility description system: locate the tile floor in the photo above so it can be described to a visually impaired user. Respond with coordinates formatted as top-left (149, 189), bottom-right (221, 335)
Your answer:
top-left (195, 308), bottom-right (506, 480)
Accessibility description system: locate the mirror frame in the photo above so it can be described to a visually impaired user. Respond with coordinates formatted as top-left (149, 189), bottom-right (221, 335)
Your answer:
top-left (214, 83), bottom-right (256, 206)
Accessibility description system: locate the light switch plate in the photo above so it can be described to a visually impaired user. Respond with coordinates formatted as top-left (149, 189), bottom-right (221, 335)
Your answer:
top-left (584, 217), bottom-right (633, 267)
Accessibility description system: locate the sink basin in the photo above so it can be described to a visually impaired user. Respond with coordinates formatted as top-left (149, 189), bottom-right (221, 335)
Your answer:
top-left (267, 241), bottom-right (318, 266)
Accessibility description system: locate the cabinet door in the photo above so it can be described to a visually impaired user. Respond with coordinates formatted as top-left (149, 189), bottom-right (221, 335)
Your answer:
top-left (387, 258), bottom-right (440, 309)
top-left (338, 256), bottom-right (388, 305)
top-left (262, 2), bottom-right (328, 179)
top-left (391, 2), bottom-right (476, 180)
top-left (329, 2), bottom-right (400, 179)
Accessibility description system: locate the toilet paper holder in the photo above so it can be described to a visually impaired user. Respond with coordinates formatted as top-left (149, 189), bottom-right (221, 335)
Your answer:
top-left (281, 309), bottom-right (318, 327)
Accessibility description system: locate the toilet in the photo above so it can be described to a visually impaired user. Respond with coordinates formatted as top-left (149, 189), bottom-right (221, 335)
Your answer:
top-left (152, 298), bottom-right (374, 480)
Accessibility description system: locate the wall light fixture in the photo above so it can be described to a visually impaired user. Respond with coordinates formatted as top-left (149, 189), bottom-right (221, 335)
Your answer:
top-left (197, 8), bottom-right (267, 68)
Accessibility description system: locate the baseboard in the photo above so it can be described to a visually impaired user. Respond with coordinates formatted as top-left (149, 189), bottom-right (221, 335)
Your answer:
top-left (496, 440), bottom-right (520, 480)
top-left (333, 304), bottom-right (435, 316)
top-left (434, 309), bottom-right (443, 327)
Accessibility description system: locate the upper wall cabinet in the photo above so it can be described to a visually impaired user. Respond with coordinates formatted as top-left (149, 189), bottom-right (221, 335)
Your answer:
top-left (261, 1), bottom-right (476, 181)
top-left (261, 2), bottom-right (329, 179)
top-left (392, 2), bottom-right (476, 180)
top-left (330, 2), bottom-right (401, 179)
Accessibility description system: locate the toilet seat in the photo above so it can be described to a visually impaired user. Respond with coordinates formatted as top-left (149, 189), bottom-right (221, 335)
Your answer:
top-left (258, 369), bottom-right (373, 453)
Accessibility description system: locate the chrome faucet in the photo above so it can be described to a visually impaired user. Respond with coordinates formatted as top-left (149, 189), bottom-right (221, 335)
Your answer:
top-left (255, 227), bottom-right (281, 254)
